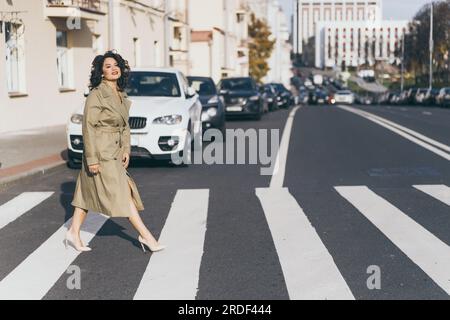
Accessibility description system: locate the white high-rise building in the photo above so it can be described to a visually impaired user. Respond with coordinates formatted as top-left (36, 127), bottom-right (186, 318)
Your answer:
top-left (315, 20), bottom-right (408, 68)
top-left (293, 0), bottom-right (382, 55)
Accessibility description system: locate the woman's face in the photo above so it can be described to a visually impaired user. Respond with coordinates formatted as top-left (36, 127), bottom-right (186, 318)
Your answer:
top-left (102, 57), bottom-right (121, 81)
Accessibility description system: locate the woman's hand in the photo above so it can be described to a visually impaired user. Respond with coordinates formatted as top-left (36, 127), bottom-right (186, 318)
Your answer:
top-left (88, 164), bottom-right (101, 175)
top-left (123, 152), bottom-right (130, 169)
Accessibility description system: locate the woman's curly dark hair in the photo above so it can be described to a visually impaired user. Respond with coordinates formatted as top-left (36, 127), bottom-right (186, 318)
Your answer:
top-left (89, 50), bottom-right (130, 91)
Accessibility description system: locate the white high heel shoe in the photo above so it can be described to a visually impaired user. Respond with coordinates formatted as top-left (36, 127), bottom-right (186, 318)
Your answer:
top-left (64, 231), bottom-right (92, 252)
top-left (138, 235), bottom-right (166, 253)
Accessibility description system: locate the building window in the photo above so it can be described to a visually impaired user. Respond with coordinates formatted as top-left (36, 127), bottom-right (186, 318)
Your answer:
top-left (56, 30), bottom-right (73, 89)
top-left (236, 12), bottom-right (245, 23)
top-left (5, 21), bottom-right (26, 94)
top-left (133, 37), bottom-right (141, 67)
top-left (154, 40), bottom-right (161, 67)
top-left (93, 34), bottom-right (103, 55)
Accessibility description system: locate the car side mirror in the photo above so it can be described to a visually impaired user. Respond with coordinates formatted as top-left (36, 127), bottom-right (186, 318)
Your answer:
top-left (186, 87), bottom-right (196, 99)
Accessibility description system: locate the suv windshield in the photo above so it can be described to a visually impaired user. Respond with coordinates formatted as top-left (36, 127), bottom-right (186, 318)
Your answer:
top-left (188, 78), bottom-right (217, 96)
top-left (220, 78), bottom-right (254, 91)
top-left (126, 72), bottom-right (181, 97)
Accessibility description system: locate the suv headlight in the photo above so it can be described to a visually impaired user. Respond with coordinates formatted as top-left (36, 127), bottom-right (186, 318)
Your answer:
top-left (207, 96), bottom-right (219, 104)
top-left (153, 115), bottom-right (183, 125)
top-left (206, 108), bottom-right (218, 117)
top-left (71, 114), bottom-right (83, 124)
top-left (249, 95), bottom-right (260, 101)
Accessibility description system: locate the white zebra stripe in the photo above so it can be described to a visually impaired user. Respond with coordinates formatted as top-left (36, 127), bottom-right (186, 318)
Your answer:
top-left (0, 212), bottom-right (108, 300)
top-left (336, 186), bottom-right (450, 295)
top-left (256, 187), bottom-right (354, 300)
top-left (134, 189), bottom-right (210, 300)
top-left (414, 185), bottom-right (450, 206)
top-left (0, 192), bottom-right (54, 230)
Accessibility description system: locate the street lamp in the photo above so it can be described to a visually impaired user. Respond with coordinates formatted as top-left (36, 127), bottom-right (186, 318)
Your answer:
top-left (401, 33), bottom-right (405, 93)
top-left (429, 1), bottom-right (434, 90)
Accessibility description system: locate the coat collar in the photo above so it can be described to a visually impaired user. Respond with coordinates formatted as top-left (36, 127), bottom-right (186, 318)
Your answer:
top-left (99, 80), bottom-right (128, 99)
top-left (98, 80), bottom-right (129, 125)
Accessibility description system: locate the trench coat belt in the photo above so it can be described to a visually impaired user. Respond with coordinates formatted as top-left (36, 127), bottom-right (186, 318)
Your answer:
top-left (96, 125), bottom-right (126, 148)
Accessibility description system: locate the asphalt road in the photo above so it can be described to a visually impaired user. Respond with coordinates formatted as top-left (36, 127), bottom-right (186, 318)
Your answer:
top-left (0, 104), bottom-right (449, 300)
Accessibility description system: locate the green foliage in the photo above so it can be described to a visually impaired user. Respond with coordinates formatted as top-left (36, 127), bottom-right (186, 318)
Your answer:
top-left (401, 1), bottom-right (450, 85)
top-left (248, 13), bottom-right (276, 83)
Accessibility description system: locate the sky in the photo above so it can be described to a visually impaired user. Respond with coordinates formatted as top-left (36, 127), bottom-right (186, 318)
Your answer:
top-left (279, 0), bottom-right (432, 22)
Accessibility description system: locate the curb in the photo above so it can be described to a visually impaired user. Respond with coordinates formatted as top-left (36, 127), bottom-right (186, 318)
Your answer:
top-left (0, 154), bottom-right (68, 191)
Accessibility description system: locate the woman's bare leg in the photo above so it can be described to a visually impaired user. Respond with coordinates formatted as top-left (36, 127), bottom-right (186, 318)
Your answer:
top-left (68, 207), bottom-right (88, 247)
top-left (126, 183), bottom-right (160, 247)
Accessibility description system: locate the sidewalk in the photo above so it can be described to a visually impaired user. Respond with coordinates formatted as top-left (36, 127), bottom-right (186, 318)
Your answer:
top-left (0, 125), bottom-right (68, 188)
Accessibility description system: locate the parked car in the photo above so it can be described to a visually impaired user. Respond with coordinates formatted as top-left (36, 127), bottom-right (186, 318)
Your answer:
top-left (298, 88), bottom-right (310, 104)
top-left (389, 91), bottom-right (402, 105)
top-left (436, 87), bottom-right (450, 107)
top-left (414, 88), bottom-right (429, 105)
top-left (271, 83), bottom-right (293, 108)
top-left (356, 94), bottom-right (374, 105)
top-left (187, 76), bottom-right (226, 136)
top-left (423, 88), bottom-right (440, 106)
top-left (256, 84), bottom-right (271, 114)
top-left (218, 77), bottom-right (264, 120)
top-left (263, 84), bottom-right (279, 111)
top-left (67, 68), bottom-right (203, 168)
top-left (309, 88), bottom-right (329, 105)
top-left (334, 90), bottom-right (355, 105)
top-left (406, 88), bottom-right (419, 105)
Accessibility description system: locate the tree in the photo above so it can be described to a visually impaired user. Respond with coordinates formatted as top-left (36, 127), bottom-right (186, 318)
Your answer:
top-left (401, 1), bottom-right (450, 86)
top-left (248, 13), bottom-right (275, 83)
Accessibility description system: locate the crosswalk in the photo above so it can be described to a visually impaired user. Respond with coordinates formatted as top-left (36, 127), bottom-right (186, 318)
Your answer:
top-left (0, 184), bottom-right (449, 300)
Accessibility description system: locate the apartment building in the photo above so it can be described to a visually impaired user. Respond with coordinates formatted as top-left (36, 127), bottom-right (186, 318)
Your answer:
top-left (0, 0), bottom-right (166, 134)
top-left (165, 0), bottom-right (190, 74)
top-left (188, 0), bottom-right (249, 83)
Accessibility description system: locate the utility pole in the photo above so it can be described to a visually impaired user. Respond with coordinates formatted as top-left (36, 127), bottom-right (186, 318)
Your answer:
top-left (296, 0), bottom-right (299, 56)
top-left (401, 33), bottom-right (405, 93)
top-left (429, 1), bottom-right (433, 90)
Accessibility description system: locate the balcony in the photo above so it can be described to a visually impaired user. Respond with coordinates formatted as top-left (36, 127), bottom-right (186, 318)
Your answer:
top-left (45, 0), bottom-right (106, 20)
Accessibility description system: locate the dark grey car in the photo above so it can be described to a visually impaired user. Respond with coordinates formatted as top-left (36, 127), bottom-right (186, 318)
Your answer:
top-left (188, 76), bottom-right (226, 136)
top-left (218, 77), bottom-right (264, 121)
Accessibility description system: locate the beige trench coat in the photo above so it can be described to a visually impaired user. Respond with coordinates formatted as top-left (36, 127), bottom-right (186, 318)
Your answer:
top-left (71, 80), bottom-right (144, 218)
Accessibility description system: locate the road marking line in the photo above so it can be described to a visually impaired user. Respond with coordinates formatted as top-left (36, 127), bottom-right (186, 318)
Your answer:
top-left (134, 189), bottom-right (209, 300)
top-left (414, 185), bottom-right (450, 206)
top-left (255, 187), bottom-right (354, 300)
top-left (0, 192), bottom-right (54, 230)
top-left (270, 106), bottom-right (302, 188)
top-left (335, 186), bottom-right (450, 295)
top-left (337, 105), bottom-right (450, 160)
top-left (0, 212), bottom-right (108, 300)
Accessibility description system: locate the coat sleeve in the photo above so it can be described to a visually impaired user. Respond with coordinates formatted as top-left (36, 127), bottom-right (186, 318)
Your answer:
top-left (83, 92), bottom-right (102, 166)
top-left (122, 98), bottom-right (132, 155)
